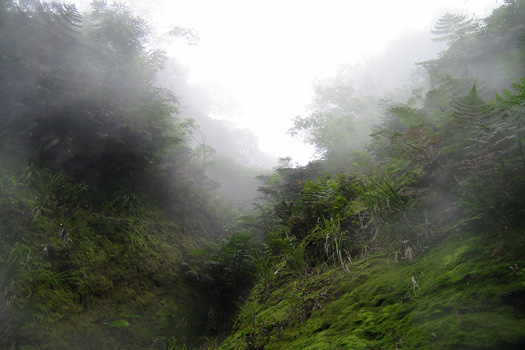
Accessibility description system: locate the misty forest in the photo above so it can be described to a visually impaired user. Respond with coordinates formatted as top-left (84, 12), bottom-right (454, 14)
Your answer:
top-left (1, 0), bottom-right (525, 349)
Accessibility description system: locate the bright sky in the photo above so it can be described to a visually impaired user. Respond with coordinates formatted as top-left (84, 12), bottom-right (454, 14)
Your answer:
top-left (76, 0), bottom-right (503, 164)
top-left (162, 0), bottom-right (502, 164)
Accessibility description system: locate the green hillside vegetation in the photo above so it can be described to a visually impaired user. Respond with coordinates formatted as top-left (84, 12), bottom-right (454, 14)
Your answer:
top-left (222, 231), bottom-right (524, 349)
top-left (0, 1), bottom-right (260, 348)
top-left (1, 0), bottom-right (525, 349)
top-left (0, 163), bottom-right (215, 349)
top-left (222, 1), bottom-right (525, 349)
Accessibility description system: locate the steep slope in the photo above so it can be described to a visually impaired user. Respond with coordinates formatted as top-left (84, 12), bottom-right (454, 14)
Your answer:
top-left (0, 2), bottom-right (235, 348)
top-left (0, 160), bottom-right (220, 349)
top-left (222, 2), bottom-right (525, 349)
top-left (221, 229), bottom-right (525, 349)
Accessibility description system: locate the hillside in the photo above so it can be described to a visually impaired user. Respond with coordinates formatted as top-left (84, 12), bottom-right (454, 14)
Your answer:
top-left (222, 2), bottom-right (525, 349)
top-left (0, 1), bottom-right (248, 348)
top-left (221, 229), bottom-right (525, 349)
top-left (2, 1), bottom-right (525, 350)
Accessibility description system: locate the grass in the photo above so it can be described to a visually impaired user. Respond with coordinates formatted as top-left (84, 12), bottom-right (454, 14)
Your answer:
top-left (221, 229), bottom-right (525, 350)
top-left (0, 161), bottom-right (216, 349)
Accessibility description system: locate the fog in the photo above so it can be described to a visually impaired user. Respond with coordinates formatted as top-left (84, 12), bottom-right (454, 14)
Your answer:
top-left (3, 1), bottom-right (524, 348)
top-left (68, 0), bottom-right (501, 165)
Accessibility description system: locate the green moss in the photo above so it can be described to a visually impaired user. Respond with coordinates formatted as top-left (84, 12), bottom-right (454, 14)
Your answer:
top-left (0, 163), bottom-right (216, 349)
top-left (222, 231), bottom-right (525, 349)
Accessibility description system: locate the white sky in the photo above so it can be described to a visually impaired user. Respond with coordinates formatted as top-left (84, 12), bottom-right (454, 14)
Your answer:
top-left (163, 0), bottom-right (501, 164)
top-left (76, 0), bottom-right (503, 164)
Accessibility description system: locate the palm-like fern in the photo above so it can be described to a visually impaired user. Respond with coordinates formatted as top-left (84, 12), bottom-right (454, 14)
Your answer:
top-left (495, 77), bottom-right (525, 109)
top-left (372, 100), bottom-right (441, 170)
top-left (389, 106), bottom-right (434, 126)
top-left (431, 12), bottom-right (479, 44)
top-left (423, 74), bottom-right (466, 115)
top-left (453, 84), bottom-right (494, 128)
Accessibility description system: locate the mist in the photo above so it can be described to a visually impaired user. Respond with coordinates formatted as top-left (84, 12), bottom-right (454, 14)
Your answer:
top-left (70, 0), bottom-right (502, 166)
top-left (2, 0), bottom-right (524, 349)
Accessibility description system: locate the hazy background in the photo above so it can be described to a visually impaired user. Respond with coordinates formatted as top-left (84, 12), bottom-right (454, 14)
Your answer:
top-left (74, 0), bottom-right (502, 165)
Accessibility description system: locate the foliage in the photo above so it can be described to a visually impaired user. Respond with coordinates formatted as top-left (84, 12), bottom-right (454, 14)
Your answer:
top-left (431, 12), bottom-right (479, 44)
top-left (422, 0), bottom-right (525, 91)
top-left (222, 231), bottom-right (525, 350)
top-left (252, 253), bottom-right (278, 299)
top-left (0, 0), bottom-right (186, 195)
top-left (226, 3), bottom-right (525, 349)
top-left (0, 158), bottom-right (218, 349)
top-left (182, 232), bottom-right (260, 336)
top-left (495, 77), bottom-right (525, 169)
top-left (289, 83), bottom-right (378, 170)
top-left (0, 244), bottom-right (28, 349)
top-left (2, 0), bottom-right (525, 349)
top-left (0, 2), bottom-right (235, 348)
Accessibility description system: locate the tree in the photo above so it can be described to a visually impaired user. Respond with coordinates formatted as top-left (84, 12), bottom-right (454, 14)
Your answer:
top-left (422, 1), bottom-right (525, 92)
top-left (0, 0), bottom-right (184, 192)
top-left (289, 81), bottom-right (377, 170)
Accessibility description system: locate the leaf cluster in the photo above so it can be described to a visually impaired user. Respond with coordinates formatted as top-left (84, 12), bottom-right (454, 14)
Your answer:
top-left (254, 0), bottom-right (525, 289)
top-left (0, 0), bottom-right (189, 196)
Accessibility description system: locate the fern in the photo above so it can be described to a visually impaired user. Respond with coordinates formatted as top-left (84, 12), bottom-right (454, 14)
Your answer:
top-left (494, 77), bottom-right (525, 168)
top-left (453, 84), bottom-right (494, 127)
top-left (389, 106), bottom-right (434, 126)
top-left (495, 77), bottom-right (525, 110)
top-left (424, 74), bottom-right (465, 114)
top-left (431, 12), bottom-right (479, 44)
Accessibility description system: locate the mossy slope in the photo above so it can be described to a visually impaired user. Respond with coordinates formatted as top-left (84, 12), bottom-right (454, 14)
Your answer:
top-left (221, 231), bottom-right (525, 349)
top-left (0, 163), bottom-right (217, 349)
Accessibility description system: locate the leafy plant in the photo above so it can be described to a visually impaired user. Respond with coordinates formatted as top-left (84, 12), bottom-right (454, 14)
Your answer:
top-left (495, 77), bottom-right (525, 169)
top-left (431, 12), bottom-right (479, 44)
top-left (286, 244), bottom-right (308, 278)
top-left (252, 253), bottom-right (277, 298)
top-left (318, 218), bottom-right (350, 271)
top-left (29, 170), bottom-right (66, 222)
top-left (348, 168), bottom-right (416, 238)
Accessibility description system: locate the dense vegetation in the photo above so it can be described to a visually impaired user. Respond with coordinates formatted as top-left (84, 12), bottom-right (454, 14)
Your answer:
top-left (0, 1), bottom-right (260, 348)
top-left (222, 1), bottom-right (525, 349)
top-left (1, 0), bottom-right (525, 349)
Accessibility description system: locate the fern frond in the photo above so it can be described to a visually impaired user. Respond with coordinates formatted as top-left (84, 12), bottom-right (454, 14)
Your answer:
top-left (431, 12), bottom-right (478, 44)
top-left (389, 106), bottom-right (434, 126)
top-left (495, 77), bottom-right (525, 110)
top-left (424, 74), bottom-right (464, 112)
top-left (453, 85), bottom-right (494, 126)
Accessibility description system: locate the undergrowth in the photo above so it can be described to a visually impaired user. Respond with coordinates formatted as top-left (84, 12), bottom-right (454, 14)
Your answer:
top-left (0, 158), bottom-right (216, 349)
top-left (221, 229), bottom-right (525, 349)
